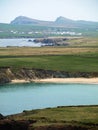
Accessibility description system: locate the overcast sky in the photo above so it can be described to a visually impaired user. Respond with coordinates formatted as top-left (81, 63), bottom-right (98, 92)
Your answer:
top-left (0, 0), bottom-right (98, 23)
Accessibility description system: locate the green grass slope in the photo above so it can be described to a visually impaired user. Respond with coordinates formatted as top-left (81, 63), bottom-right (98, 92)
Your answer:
top-left (7, 105), bottom-right (98, 130)
top-left (0, 55), bottom-right (98, 72)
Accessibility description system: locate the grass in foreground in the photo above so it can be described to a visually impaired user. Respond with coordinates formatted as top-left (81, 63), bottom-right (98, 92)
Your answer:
top-left (7, 106), bottom-right (98, 129)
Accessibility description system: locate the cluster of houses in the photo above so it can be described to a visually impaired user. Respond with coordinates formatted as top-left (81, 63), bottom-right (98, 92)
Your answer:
top-left (7, 30), bottom-right (82, 36)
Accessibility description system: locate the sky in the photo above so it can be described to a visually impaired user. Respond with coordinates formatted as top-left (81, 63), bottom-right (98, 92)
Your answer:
top-left (0, 0), bottom-right (98, 23)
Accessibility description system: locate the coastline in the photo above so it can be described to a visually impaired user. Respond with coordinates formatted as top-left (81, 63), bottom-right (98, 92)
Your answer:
top-left (11, 78), bottom-right (98, 84)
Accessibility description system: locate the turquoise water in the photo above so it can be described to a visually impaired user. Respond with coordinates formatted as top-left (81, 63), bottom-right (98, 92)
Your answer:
top-left (0, 83), bottom-right (98, 115)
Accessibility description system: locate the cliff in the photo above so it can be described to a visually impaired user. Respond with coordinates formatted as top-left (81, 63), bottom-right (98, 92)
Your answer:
top-left (0, 67), bottom-right (98, 84)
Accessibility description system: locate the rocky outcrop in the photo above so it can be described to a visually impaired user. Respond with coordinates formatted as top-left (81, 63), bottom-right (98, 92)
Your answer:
top-left (0, 114), bottom-right (4, 120)
top-left (0, 67), bottom-right (98, 84)
top-left (34, 38), bottom-right (67, 43)
top-left (33, 38), bottom-right (68, 46)
top-left (0, 67), bottom-right (12, 84)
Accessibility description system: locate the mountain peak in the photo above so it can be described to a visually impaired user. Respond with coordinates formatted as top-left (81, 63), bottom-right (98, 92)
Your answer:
top-left (11, 16), bottom-right (38, 24)
top-left (56, 16), bottom-right (70, 20)
top-left (10, 16), bottom-right (98, 27)
top-left (55, 16), bottom-right (74, 24)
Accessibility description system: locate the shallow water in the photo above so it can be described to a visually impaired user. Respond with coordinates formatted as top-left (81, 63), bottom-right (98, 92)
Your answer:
top-left (0, 83), bottom-right (98, 115)
top-left (0, 38), bottom-right (41, 47)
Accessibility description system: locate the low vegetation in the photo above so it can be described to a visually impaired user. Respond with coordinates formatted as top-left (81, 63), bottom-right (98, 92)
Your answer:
top-left (1, 105), bottom-right (97, 130)
top-left (68, 37), bottom-right (98, 47)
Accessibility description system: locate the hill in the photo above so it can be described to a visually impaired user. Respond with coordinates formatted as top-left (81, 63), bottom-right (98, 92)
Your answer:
top-left (10, 16), bottom-right (98, 28)
top-left (0, 16), bottom-right (98, 38)
top-left (10, 16), bottom-right (54, 26)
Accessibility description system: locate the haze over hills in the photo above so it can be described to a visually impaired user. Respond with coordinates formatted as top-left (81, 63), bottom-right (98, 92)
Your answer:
top-left (10, 16), bottom-right (98, 27)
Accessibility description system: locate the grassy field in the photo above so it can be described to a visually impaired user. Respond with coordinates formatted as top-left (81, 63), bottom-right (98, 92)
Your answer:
top-left (0, 23), bottom-right (98, 38)
top-left (0, 45), bottom-right (98, 72)
top-left (0, 36), bottom-right (98, 72)
top-left (0, 55), bottom-right (98, 72)
top-left (0, 47), bottom-right (98, 56)
top-left (68, 37), bottom-right (98, 47)
top-left (7, 105), bottom-right (98, 129)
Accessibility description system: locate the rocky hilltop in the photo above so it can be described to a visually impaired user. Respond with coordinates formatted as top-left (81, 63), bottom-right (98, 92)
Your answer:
top-left (0, 67), bottom-right (98, 84)
top-left (10, 16), bottom-right (98, 27)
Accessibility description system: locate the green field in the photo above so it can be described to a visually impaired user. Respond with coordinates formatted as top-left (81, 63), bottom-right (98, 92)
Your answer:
top-left (0, 23), bottom-right (98, 38)
top-left (0, 54), bottom-right (98, 72)
top-left (0, 45), bottom-right (98, 72)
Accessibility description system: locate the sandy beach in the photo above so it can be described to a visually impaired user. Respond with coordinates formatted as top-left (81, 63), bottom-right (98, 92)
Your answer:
top-left (33, 78), bottom-right (98, 84)
top-left (11, 78), bottom-right (98, 84)
top-left (11, 79), bottom-right (30, 83)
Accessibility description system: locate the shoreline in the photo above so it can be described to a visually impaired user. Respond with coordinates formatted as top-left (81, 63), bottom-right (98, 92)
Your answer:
top-left (11, 78), bottom-right (98, 84)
